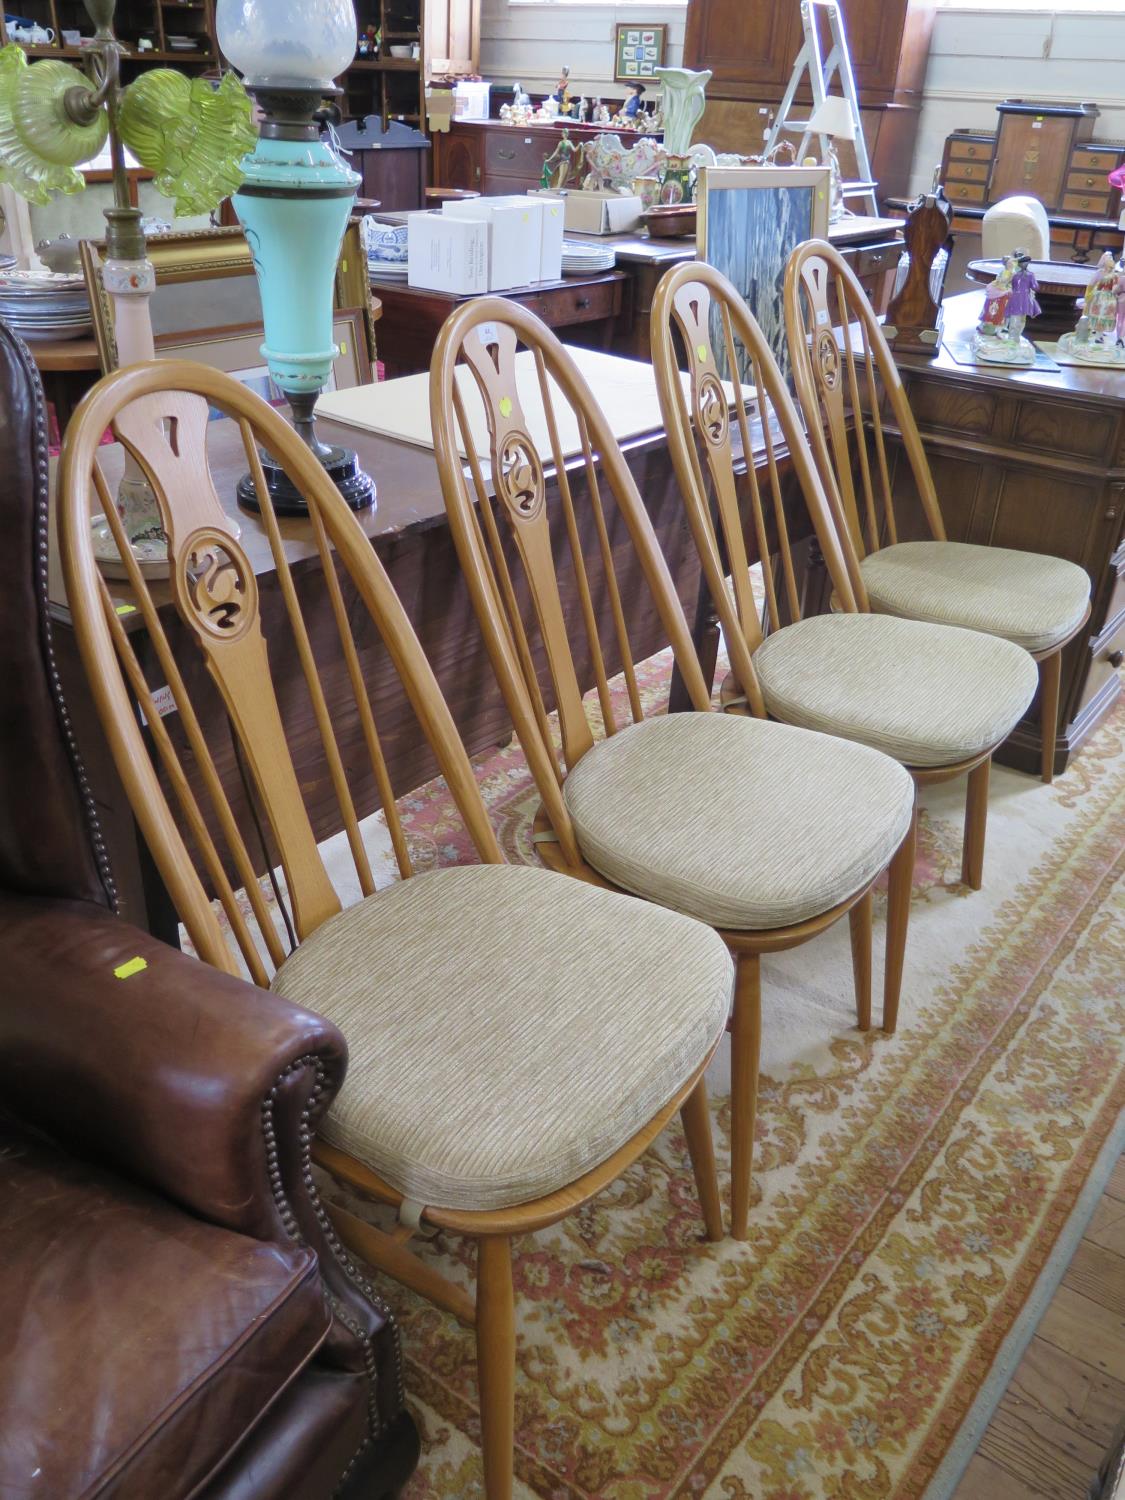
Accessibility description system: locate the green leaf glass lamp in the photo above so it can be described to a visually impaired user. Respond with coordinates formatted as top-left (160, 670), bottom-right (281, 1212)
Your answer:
top-left (216, 0), bottom-right (375, 515)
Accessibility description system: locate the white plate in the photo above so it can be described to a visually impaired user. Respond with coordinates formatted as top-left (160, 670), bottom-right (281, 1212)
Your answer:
top-left (91, 516), bottom-right (171, 580)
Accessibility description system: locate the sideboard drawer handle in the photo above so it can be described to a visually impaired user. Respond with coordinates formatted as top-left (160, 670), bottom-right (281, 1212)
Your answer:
top-left (1108, 649), bottom-right (1124, 669)
top-left (575, 296), bottom-right (591, 309)
top-left (498, 148), bottom-right (516, 160)
top-left (1082, 196), bottom-right (1091, 208)
top-left (1087, 175), bottom-right (1096, 185)
top-left (967, 146), bottom-right (976, 156)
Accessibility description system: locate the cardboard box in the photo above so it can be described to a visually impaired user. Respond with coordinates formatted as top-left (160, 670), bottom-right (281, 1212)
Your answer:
top-left (443, 194), bottom-right (564, 282)
top-left (407, 212), bottom-right (487, 295)
top-left (440, 198), bottom-right (539, 289)
top-left (539, 190), bottom-right (643, 236)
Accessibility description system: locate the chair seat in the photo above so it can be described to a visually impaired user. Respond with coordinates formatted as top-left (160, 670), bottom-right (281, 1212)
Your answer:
top-left (270, 865), bottom-right (731, 1213)
top-left (561, 712), bottom-right (915, 932)
top-left (858, 540), bottom-right (1090, 653)
top-left (754, 614), bottom-right (1039, 768)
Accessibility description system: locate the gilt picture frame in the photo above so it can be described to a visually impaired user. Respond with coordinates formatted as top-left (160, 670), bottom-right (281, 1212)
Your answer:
top-left (613, 22), bottom-right (667, 83)
top-left (697, 165), bottom-right (831, 384)
top-left (153, 309), bottom-right (373, 401)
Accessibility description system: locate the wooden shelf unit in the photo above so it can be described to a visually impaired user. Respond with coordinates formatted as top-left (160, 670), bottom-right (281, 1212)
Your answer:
top-left (341, 0), bottom-right (478, 129)
top-left (0, 0), bottom-right (218, 67)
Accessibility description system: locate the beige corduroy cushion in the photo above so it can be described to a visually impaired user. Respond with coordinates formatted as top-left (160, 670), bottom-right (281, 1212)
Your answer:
top-left (753, 613), bottom-right (1038, 768)
top-left (858, 540), bottom-right (1090, 654)
top-left (562, 712), bottom-right (915, 931)
top-left (270, 864), bottom-right (731, 1212)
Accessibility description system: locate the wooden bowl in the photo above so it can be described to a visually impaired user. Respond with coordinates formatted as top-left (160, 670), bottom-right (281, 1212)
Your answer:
top-left (643, 205), bottom-right (697, 239)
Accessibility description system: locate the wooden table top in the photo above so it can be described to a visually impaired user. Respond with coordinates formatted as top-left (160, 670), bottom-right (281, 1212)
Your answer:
top-left (368, 266), bottom-right (626, 301)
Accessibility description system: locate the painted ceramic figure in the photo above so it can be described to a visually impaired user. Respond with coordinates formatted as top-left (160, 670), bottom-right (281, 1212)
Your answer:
top-left (622, 82), bottom-right (645, 119)
top-left (551, 66), bottom-right (572, 116)
top-left (1113, 259), bottom-right (1125, 346)
top-left (1085, 252), bottom-right (1117, 340)
top-left (971, 250), bottom-right (1035, 365)
top-left (540, 129), bottom-right (581, 192)
top-left (1002, 251), bottom-right (1040, 342)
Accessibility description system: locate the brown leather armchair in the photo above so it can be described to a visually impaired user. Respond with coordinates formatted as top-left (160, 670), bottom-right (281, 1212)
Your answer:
top-left (0, 323), bottom-right (419, 1498)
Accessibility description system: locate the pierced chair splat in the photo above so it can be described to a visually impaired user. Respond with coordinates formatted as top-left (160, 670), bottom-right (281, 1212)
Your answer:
top-left (57, 358), bottom-right (733, 1500)
top-left (784, 238), bottom-right (1092, 785)
top-left (428, 298), bottom-right (918, 1244)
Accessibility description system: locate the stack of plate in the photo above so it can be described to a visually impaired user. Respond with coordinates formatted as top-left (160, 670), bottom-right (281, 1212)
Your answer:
top-left (368, 256), bottom-right (409, 280)
top-left (561, 240), bottom-right (616, 274)
top-left (166, 34), bottom-right (198, 49)
top-left (0, 269), bottom-right (92, 342)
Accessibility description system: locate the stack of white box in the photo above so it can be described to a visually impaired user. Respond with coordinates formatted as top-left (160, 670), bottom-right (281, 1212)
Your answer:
top-left (406, 195), bottom-right (565, 295)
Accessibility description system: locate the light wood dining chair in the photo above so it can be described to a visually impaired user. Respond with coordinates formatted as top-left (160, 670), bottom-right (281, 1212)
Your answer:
top-left (651, 261), bottom-right (1040, 896)
top-left (784, 238), bottom-right (1092, 785)
top-left (58, 359), bottom-right (736, 1500)
top-left (427, 297), bottom-right (918, 1244)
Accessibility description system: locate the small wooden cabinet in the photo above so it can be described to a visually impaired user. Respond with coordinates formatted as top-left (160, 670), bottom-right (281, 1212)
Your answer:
top-left (989, 101), bottom-right (1099, 207)
top-left (432, 119), bottom-right (663, 196)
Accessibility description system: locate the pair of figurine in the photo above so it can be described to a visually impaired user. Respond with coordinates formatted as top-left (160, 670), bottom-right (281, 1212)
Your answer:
top-left (972, 249), bottom-right (1041, 364)
top-left (1058, 251), bottom-right (1125, 364)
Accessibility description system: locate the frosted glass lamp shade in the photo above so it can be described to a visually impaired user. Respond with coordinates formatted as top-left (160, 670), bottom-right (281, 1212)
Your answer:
top-left (216, 0), bottom-right (357, 89)
top-left (807, 95), bottom-right (856, 142)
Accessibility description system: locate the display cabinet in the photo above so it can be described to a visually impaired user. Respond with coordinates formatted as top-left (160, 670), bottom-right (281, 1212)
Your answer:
top-left (342, 0), bottom-right (479, 129)
top-left (0, 0), bottom-right (218, 73)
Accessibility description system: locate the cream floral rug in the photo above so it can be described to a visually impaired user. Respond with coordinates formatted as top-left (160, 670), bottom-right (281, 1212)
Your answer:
top-left (289, 649), bottom-right (1125, 1500)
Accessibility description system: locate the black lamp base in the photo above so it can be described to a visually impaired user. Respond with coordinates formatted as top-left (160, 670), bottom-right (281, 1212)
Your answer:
top-left (236, 441), bottom-right (376, 517)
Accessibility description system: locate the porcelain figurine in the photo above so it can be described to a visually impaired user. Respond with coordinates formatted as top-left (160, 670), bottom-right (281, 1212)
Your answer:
top-left (551, 66), bottom-right (572, 116)
top-left (513, 80), bottom-right (530, 108)
top-left (1058, 252), bottom-right (1125, 364)
top-left (622, 82), bottom-right (645, 120)
top-left (540, 129), bottom-right (581, 192)
top-left (971, 252), bottom-right (1035, 365)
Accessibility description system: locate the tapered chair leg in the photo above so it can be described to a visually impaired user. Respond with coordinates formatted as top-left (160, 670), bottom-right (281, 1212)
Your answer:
top-left (730, 954), bottom-right (762, 1242)
top-left (883, 802), bottom-right (916, 1035)
top-left (961, 757), bottom-right (991, 891)
top-left (475, 1235), bottom-right (516, 1500)
top-left (680, 1078), bottom-right (724, 1241)
top-left (849, 889), bottom-right (873, 1032)
top-left (1039, 649), bottom-right (1061, 785)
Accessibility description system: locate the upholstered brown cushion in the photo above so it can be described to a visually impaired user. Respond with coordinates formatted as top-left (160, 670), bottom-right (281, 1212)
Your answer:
top-left (0, 1127), bottom-right (329, 1500)
top-left (753, 613), bottom-right (1039, 767)
top-left (858, 540), bottom-right (1091, 653)
top-left (562, 712), bottom-right (915, 929)
top-left (271, 864), bottom-right (732, 1212)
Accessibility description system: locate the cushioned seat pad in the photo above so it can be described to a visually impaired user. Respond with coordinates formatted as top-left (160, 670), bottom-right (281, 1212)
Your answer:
top-left (0, 1128), bottom-right (327, 1500)
top-left (859, 540), bottom-right (1090, 653)
top-left (562, 712), bottom-right (915, 931)
top-left (754, 614), bottom-right (1038, 767)
top-left (271, 865), bottom-right (731, 1213)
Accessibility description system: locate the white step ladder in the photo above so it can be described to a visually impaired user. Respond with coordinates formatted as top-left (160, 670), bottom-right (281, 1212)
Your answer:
top-left (763, 0), bottom-right (878, 218)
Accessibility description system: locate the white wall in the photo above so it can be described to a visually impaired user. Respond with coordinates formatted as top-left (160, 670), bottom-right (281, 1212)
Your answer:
top-left (479, 5), bottom-right (1125, 196)
top-left (911, 8), bottom-right (1125, 194)
top-left (479, 0), bottom-right (687, 100)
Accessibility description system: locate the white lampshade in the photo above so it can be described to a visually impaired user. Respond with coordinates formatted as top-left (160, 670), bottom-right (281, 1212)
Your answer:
top-left (807, 95), bottom-right (856, 142)
top-left (216, 0), bottom-right (357, 89)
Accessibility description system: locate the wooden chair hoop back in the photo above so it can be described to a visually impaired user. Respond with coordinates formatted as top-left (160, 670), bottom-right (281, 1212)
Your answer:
top-left (59, 358), bottom-right (503, 982)
top-left (429, 296), bottom-right (714, 868)
top-left (651, 261), bottom-right (862, 713)
top-left (784, 239), bottom-right (948, 585)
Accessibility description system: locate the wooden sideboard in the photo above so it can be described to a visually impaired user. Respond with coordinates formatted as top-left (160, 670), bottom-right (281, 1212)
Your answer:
top-left (682, 0), bottom-right (936, 197)
top-left (940, 103), bottom-right (1125, 261)
top-left (432, 119), bottom-right (662, 195)
top-left (885, 293), bottom-right (1125, 773)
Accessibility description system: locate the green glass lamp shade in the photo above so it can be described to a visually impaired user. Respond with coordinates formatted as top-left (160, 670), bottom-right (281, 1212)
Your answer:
top-left (0, 44), bottom-right (105, 202)
top-left (118, 70), bottom-right (256, 217)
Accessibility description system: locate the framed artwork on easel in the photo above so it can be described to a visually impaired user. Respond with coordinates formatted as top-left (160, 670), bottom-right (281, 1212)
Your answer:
top-left (697, 165), bottom-right (831, 384)
top-left (613, 22), bottom-right (667, 82)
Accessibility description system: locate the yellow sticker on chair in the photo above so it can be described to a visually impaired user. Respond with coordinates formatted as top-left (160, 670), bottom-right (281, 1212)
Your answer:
top-left (499, 396), bottom-right (513, 418)
top-left (697, 343), bottom-right (707, 362)
top-left (114, 956), bottom-right (148, 979)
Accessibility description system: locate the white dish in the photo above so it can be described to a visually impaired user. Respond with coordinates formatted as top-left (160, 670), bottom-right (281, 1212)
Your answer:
top-left (91, 516), bottom-right (170, 581)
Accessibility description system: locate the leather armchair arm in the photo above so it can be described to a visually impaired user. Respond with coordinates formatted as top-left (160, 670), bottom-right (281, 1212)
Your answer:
top-left (0, 893), bottom-right (348, 1242)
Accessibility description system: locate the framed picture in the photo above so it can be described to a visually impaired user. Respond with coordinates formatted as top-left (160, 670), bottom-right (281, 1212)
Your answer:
top-left (154, 309), bottom-right (373, 409)
top-left (80, 223), bottom-right (378, 374)
top-left (613, 21), bottom-right (666, 82)
top-left (697, 165), bottom-right (831, 384)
